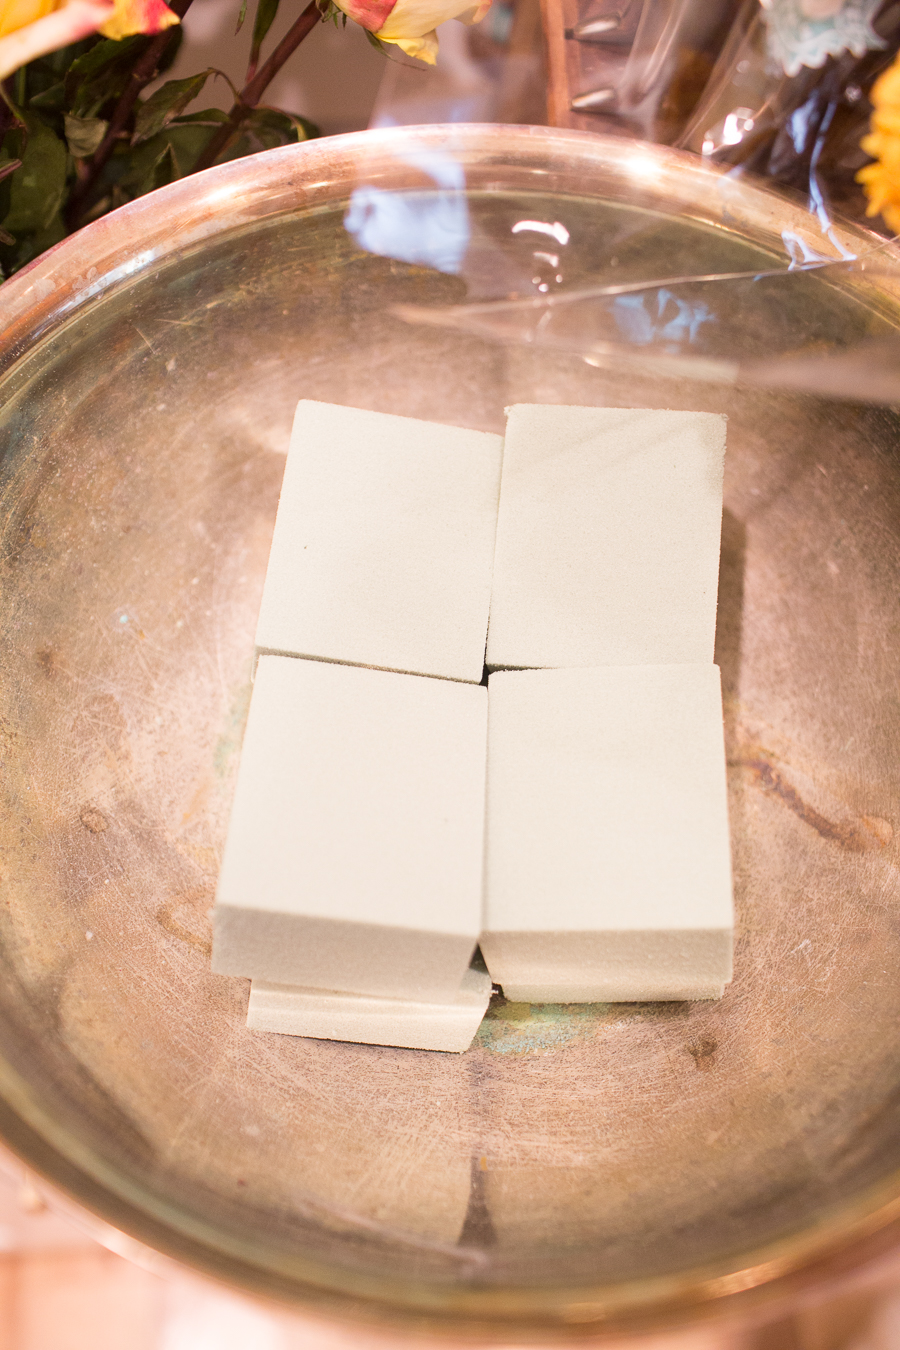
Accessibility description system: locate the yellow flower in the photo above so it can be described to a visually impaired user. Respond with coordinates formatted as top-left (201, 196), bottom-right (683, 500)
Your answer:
top-left (335, 0), bottom-right (490, 64)
top-left (97, 0), bottom-right (179, 40)
top-left (0, 0), bottom-right (178, 82)
top-left (858, 52), bottom-right (900, 233)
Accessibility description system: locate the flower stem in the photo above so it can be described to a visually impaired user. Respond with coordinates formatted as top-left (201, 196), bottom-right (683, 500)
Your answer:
top-left (191, 0), bottom-right (321, 173)
top-left (65, 0), bottom-right (194, 230)
top-left (0, 94), bottom-right (15, 139)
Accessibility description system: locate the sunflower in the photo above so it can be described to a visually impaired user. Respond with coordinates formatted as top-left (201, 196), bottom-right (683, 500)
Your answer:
top-left (857, 52), bottom-right (900, 232)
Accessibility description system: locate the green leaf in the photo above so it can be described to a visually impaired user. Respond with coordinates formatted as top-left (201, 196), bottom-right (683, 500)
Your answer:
top-left (249, 0), bottom-right (281, 71)
top-left (67, 36), bottom-right (149, 118)
top-left (318, 0), bottom-right (347, 24)
top-left (66, 30), bottom-right (182, 118)
top-left (29, 81), bottom-right (67, 113)
top-left (235, 0), bottom-right (248, 33)
top-left (133, 70), bottom-right (213, 144)
top-left (250, 106), bottom-right (317, 141)
top-left (0, 160), bottom-right (17, 230)
top-left (29, 34), bottom-right (97, 82)
top-left (64, 113), bottom-right (108, 158)
top-left (1, 115), bottom-right (67, 235)
top-left (220, 106), bottom-right (318, 163)
top-left (171, 108), bottom-right (230, 124)
top-left (115, 123), bottom-right (219, 197)
top-left (156, 25), bottom-right (183, 75)
top-left (163, 123), bottom-right (223, 176)
top-left (129, 138), bottom-right (177, 195)
top-left (0, 208), bottom-right (66, 277)
top-left (68, 34), bottom-right (147, 85)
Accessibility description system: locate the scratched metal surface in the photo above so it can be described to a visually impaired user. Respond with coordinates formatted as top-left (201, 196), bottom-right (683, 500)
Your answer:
top-left (2, 128), bottom-right (900, 1335)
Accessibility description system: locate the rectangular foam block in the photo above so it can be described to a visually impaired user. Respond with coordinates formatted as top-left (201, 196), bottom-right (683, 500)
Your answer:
top-left (212, 655), bottom-right (488, 999)
top-left (255, 400), bottom-right (504, 683)
top-left (480, 664), bottom-right (734, 1002)
top-left (247, 962), bottom-right (493, 1052)
top-left (486, 405), bottom-right (726, 670)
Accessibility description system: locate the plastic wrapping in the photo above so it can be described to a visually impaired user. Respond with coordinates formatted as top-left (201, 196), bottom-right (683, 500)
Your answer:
top-left (677, 0), bottom-right (900, 229)
top-left (340, 128), bottom-right (900, 403)
top-left (555, 0), bottom-right (746, 143)
top-left (391, 249), bottom-right (900, 401)
top-left (543, 0), bottom-right (900, 233)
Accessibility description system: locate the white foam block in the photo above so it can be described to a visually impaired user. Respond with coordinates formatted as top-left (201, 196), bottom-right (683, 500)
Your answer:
top-left (486, 405), bottom-right (726, 670)
top-left (247, 963), bottom-right (493, 1052)
top-left (255, 400), bottom-right (503, 683)
top-left (481, 665), bottom-right (734, 1002)
top-left (212, 656), bottom-right (487, 999)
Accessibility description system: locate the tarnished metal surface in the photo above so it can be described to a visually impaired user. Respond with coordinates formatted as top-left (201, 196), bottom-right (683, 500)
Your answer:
top-left (3, 126), bottom-right (900, 1338)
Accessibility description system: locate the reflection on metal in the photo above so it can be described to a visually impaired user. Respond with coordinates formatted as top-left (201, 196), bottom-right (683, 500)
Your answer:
top-left (344, 145), bottom-right (470, 276)
top-left (510, 218), bottom-right (570, 245)
top-left (622, 145), bottom-right (664, 181)
top-left (611, 287), bottom-right (714, 346)
top-left (570, 14), bottom-right (622, 40)
top-left (702, 107), bottom-right (757, 155)
top-left (570, 86), bottom-right (616, 109)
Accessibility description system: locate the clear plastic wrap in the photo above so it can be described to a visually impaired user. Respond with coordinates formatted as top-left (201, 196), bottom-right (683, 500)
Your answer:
top-left (542, 0), bottom-right (900, 233)
top-left (556, 0), bottom-right (746, 143)
top-left (677, 0), bottom-right (900, 229)
top-left (340, 129), bottom-right (900, 403)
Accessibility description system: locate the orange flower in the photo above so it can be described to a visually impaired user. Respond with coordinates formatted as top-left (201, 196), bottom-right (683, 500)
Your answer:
top-left (858, 52), bottom-right (900, 232)
top-left (0, 0), bottom-right (178, 82)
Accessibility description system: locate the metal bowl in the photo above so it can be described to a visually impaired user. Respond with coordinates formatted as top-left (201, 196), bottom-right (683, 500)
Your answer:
top-left (3, 124), bottom-right (900, 1340)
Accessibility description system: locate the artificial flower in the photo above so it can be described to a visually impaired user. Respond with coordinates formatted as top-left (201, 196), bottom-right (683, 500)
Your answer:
top-left (335, 0), bottom-right (490, 64)
top-left (0, 0), bottom-right (178, 82)
top-left (857, 51), bottom-right (900, 232)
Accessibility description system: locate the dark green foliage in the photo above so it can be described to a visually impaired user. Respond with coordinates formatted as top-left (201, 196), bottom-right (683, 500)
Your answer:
top-left (0, 158), bottom-right (23, 244)
top-left (249, 0), bottom-right (280, 71)
top-left (66, 32), bottom-right (180, 118)
top-left (0, 114), bottom-right (67, 242)
top-left (222, 105), bottom-right (318, 158)
top-left (319, 2), bottom-right (348, 26)
top-left (63, 113), bottom-right (108, 157)
top-left (0, 16), bottom-right (319, 279)
top-left (132, 69), bottom-right (230, 142)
